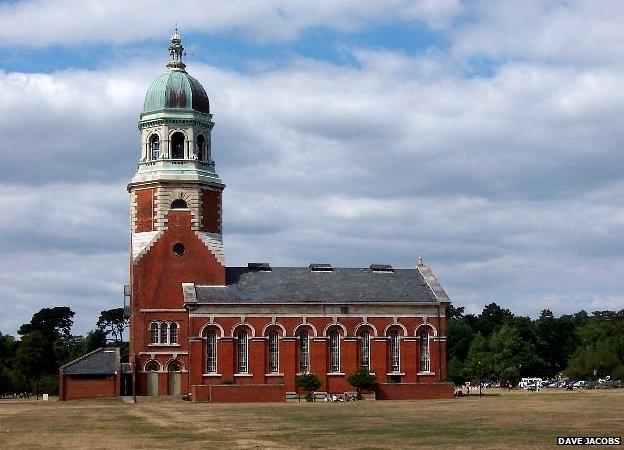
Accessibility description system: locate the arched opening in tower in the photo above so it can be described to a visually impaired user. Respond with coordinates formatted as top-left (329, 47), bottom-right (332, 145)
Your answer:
top-left (171, 132), bottom-right (185, 159)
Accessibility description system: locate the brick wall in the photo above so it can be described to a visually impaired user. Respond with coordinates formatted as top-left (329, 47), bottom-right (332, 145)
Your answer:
top-left (376, 382), bottom-right (454, 400)
top-left (60, 375), bottom-right (118, 400)
top-left (201, 189), bottom-right (221, 233)
top-left (209, 384), bottom-right (286, 403)
top-left (134, 188), bottom-right (155, 232)
top-left (183, 315), bottom-right (448, 397)
top-left (130, 209), bottom-right (225, 368)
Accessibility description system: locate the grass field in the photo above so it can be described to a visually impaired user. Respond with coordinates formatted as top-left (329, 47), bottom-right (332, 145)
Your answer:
top-left (0, 389), bottom-right (622, 449)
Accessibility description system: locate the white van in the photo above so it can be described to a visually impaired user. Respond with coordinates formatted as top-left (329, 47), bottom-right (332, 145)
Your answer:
top-left (519, 378), bottom-right (542, 389)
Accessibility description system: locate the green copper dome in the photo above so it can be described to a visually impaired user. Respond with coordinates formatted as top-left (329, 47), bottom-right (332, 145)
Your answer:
top-left (143, 69), bottom-right (210, 114)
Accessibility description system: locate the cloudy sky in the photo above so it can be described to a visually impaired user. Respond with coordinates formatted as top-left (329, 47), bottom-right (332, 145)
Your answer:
top-left (1, 0), bottom-right (623, 335)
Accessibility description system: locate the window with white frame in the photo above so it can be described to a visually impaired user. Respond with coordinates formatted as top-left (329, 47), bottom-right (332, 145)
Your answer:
top-left (268, 331), bottom-right (279, 373)
top-left (169, 322), bottom-right (178, 344)
top-left (298, 330), bottom-right (309, 373)
top-left (206, 331), bottom-right (217, 373)
top-left (237, 330), bottom-right (248, 373)
top-left (150, 322), bottom-right (159, 344)
top-left (358, 329), bottom-right (371, 370)
top-left (420, 331), bottom-right (430, 372)
top-left (329, 330), bottom-right (340, 372)
top-left (389, 330), bottom-right (400, 373)
top-left (145, 360), bottom-right (160, 372)
top-left (149, 321), bottom-right (179, 345)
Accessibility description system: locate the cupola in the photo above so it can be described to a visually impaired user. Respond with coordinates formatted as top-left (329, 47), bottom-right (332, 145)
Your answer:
top-left (142, 29), bottom-right (210, 115)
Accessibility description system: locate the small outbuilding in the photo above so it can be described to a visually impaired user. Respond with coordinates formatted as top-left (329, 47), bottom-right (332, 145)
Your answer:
top-left (59, 347), bottom-right (120, 401)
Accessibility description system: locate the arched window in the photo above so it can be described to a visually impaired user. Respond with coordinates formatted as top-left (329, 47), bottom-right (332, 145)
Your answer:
top-left (145, 360), bottom-right (160, 372)
top-left (168, 360), bottom-right (181, 372)
top-left (419, 331), bottom-right (430, 372)
top-left (150, 322), bottom-right (159, 344)
top-left (328, 330), bottom-right (340, 373)
top-left (160, 322), bottom-right (169, 344)
top-left (171, 199), bottom-right (187, 209)
top-left (267, 331), bottom-right (279, 373)
top-left (236, 330), bottom-right (248, 374)
top-left (171, 132), bottom-right (185, 159)
top-left (358, 329), bottom-right (371, 370)
top-left (206, 330), bottom-right (217, 374)
top-left (169, 323), bottom-right (178, 344)
top-left (196, 135), bottom-right (205, 161)
top-left (388, 330), bottom-right (400, 373)
top-left (298, 330), bottom-right (309, 373)
top-left (150, 135), bottom-right (160, 160)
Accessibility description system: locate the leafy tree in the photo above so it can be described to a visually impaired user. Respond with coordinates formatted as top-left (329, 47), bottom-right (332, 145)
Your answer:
top-left (55, 334), bottom-right (89, 366)
top-left (295, 373), bottom-right (321, 401)
top-left (347, 368), bottom-right (377, 399)
top-left (465, 333), bottom-right (493, 383)
top-left (83, 329), bottom-right (108, 353)
top-left (0, 332), bottom-right (16, 367)
top-left (446, 305), bottom-right (465, 320)
top-left (477, 303), bottom-right (513, 337)
top-left (18, 307), bottom-right (75, 339)
top-left (0, 366), bottom-right (12, 395)
top-left (535, 310), bottom-right (578, 377)
top-left (17, 307), bottom-right (76, 375)
top-left (14, 331), bottom-right (53, 398)
top-left (489, 324), bottom-right (543, 384)
top-left (566, 345), bottom-right (620, 379)
top-left (447, 356), bottom-right (467, 385)
top-left (447, 317), bottom-right (475, 362)
top-left (96, 308), bottom-right (127, 346)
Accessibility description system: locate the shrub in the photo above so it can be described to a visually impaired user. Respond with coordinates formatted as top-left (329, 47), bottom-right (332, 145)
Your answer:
top-left (347, 368), bottom-right (377, 398)
top-left (295, 373), bottom-right (321, 401)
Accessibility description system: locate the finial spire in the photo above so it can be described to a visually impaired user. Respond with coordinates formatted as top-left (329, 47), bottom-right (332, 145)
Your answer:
top-left (166, 26), bottom-right (186, 70)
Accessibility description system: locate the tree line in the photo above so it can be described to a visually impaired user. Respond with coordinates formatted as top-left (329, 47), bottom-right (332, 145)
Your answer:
top-left (447, 303), bottom-right (624, 385)
top-left (0, 307), bottom-right (128, 397)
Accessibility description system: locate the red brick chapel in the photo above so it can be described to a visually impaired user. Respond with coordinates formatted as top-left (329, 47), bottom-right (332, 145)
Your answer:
top-left (125, 32), bottom-right (454, 402)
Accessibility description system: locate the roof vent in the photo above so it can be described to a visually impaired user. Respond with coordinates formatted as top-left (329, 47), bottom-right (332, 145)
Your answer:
top-left (248, 262), bottom-right (272, 271)
top-left (370, 264), bottom-right (394, 272)
top-left (310, 263), bottom-right (333, 272)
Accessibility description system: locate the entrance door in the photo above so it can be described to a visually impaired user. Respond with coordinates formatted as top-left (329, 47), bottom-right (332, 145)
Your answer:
top-left (146, 372), bottom-right (159, 396)
top-left (145, 360), bottom-right (160, 396)
top-left (168, 361), bottom-right (181, 396)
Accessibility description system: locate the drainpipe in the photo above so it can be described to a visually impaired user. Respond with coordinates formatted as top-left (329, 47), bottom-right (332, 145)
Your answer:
top-left (437, 305), bottom-right (442, 381)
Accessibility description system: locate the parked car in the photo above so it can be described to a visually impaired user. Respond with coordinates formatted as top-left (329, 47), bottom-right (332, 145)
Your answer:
top-left (572, 380), bottom-right (588, 389)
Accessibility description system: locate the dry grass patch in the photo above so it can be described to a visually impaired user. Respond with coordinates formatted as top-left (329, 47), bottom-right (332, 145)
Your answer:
top-left (0, 389), bottom-right (621, 449)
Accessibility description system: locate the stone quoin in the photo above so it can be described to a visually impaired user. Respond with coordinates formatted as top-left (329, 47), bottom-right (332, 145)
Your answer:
top-left (61, 30), bottom-right (454, 402)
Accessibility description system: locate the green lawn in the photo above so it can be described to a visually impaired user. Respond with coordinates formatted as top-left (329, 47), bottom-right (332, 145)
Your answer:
top-left (0, 389), bottom-right (622, 449)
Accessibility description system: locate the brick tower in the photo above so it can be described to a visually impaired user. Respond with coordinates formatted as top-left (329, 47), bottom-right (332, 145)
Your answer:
top-left (127, 30), bottom-right (225, 395)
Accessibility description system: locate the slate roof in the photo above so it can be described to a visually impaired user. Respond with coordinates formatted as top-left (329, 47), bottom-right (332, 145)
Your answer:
top-left (192, 266), bottom-right (450, 304)
top-left (61, 347), bottom-right (119, 375)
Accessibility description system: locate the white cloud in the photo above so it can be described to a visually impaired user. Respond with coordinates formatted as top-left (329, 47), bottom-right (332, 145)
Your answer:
top-left (0, 0), bottom-right (463, 47)
top-left (1, 3), bottom-right (624, 332)
top-left (451, 0), bottom-right (624, 66)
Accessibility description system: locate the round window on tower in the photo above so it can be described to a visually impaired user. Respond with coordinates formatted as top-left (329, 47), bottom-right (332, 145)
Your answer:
top-left (173, 243), bottom-right (185, 256)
